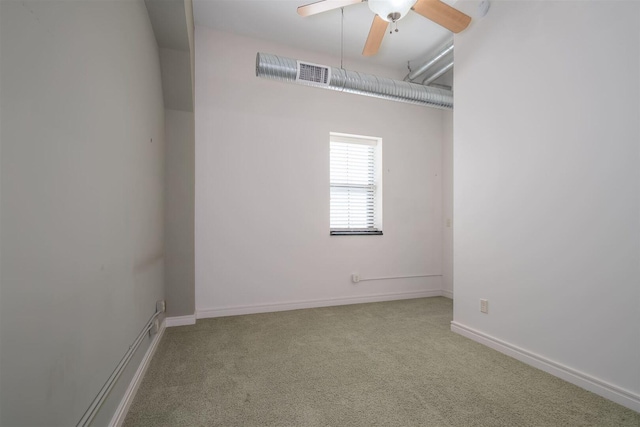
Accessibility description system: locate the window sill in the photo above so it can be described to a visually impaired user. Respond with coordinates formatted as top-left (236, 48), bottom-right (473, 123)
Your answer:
top-left (330, 230), bottom-right (383, 236)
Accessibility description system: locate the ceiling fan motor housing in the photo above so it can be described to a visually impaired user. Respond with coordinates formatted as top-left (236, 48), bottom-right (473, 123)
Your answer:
top-left (368, 0), bottom-right (418, 22)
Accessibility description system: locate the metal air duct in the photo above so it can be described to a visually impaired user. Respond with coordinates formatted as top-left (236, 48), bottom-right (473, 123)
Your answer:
top-left (256, 52), bottom-right (453, 110)
top-left (422, 60), bottom-right (454, 85)
top-left (404, 38), bottom-right (454, 82)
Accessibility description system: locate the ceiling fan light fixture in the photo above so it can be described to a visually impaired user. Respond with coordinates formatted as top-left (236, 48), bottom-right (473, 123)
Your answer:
top-left (368, 0), bottom-right (417, 22)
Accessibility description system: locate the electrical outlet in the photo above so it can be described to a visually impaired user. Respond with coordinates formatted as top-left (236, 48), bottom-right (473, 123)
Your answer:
top-left (480, 299), bottom-right (488, 314)
top-left (352, 274), bottom-right (360, 283)
top-left (156, 300), bottom-right (166, 313)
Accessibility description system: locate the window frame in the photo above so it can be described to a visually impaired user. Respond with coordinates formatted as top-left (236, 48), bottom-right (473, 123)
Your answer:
top-left (329, 132), bottom-right (383, 236)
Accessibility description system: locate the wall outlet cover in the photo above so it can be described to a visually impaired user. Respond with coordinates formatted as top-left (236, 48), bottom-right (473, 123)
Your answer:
top-left (480, 299), bottom-right (489, 314)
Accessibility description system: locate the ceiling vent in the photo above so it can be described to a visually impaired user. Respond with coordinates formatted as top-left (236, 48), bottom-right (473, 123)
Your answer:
top-left (256, 52), bottom-right (452, 110)
top-left (296, 61), bottom-right (331, 87)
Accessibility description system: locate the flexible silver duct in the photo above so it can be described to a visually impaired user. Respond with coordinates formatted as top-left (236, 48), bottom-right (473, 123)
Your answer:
top-left (404, 38), bottom-right (454, 82)
top-left (256, 52), bottom-right (453, 110)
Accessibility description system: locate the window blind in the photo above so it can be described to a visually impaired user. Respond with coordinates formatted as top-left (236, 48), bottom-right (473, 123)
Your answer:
top-left (330, 137), bottom-right (379, 233)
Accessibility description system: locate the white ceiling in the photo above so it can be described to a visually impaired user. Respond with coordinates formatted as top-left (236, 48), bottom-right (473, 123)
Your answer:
top-left (192, 0), bottom-right (462, 77)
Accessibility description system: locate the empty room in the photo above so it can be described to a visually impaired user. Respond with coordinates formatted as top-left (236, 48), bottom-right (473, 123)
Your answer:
top-left (0, 0), bottom-right (638, 426)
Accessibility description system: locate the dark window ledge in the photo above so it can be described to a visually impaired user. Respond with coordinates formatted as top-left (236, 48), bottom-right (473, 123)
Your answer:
top-left (330, 230), bottom-right (383, 236)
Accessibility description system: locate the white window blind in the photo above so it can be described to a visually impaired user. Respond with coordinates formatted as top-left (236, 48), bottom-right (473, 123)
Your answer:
top-left (330, 134), bottom-right (382, 235)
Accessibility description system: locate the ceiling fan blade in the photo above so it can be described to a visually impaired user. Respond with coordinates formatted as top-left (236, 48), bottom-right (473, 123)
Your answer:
top-left (362, 15), bottom-right (388, 56)
top-left (412, 0), bottom-right (471, 33)
top-left (297, 0), bottom-right (363, 17)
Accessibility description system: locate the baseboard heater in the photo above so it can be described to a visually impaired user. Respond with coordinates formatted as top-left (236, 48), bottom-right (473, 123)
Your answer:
top-left (76, 302), bottom-right (165, 426)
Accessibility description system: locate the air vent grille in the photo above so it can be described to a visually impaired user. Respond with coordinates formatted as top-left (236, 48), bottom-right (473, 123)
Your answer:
top-left (296, 61), bottom-right (331, 86)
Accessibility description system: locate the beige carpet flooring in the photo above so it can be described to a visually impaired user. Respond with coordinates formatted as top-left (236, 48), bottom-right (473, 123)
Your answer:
top-left (124, 297), bottom-right (639, 426)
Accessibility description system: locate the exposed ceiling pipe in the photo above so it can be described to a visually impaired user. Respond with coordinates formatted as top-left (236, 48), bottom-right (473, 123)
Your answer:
top-left (256, 52), bottom-right (453, 110)
top-left (422, 60), bottom-right (454, 85)
top-left (404, 38), bottom-right (453, 82)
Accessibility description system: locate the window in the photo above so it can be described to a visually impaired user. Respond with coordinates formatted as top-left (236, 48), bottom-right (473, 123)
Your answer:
top-left (330, 133), bottom-right (382, 235)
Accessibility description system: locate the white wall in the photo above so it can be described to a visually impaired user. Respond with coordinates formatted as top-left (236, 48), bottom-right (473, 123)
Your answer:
top-left (442, 110), bottom-right (453, 297)
top-left (0, 1), bottom-right (165, 425)
top-left (453, 0), bottom-right (639, 410)
top-left (0, 2), bottom-right (3, 423)
top-left (147, 0), bottom-right (195, 319)
top-left (160, 48), bottom-right (193, 112)
top-left (165, 109), bottom-right (195, 316)
top-left (195, 27), bottom-right (446, 316)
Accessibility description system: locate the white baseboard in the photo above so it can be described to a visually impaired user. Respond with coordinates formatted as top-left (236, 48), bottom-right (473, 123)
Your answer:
top-left (165, 314), bottom-right (196, 327)
top-left (450, 321), bottom-right (640, 413)
top-left (441, 289), bottom-right (453, 299)
top-left (109, 318), bottom-right (166, 427)
top-left (197, 290), bottom-right (443, 319)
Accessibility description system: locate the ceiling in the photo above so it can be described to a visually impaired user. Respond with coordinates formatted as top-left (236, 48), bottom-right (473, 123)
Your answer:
top-left (192, 0), bottom-right (465, 79)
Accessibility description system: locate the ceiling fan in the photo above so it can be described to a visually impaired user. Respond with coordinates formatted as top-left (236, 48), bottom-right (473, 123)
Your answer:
top-left (297, 0), bottom-right (471, 56)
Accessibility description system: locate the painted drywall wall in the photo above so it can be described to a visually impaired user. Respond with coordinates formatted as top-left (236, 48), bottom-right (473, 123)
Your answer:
top-left (147, 1), bottom-right (195, 318)
top-left (0, 2), bottom-right (3, 423)
top-left (160, 48), bottom-right (193, 112)
top-left (185, 0), bottom-right (195, 100)
top-left (161, 46), bottom-right (196, 317)
top-left (195, 27), bottom-right (445, 315)
top-left (453, 0), bottom-right (639, 407)
top-left (165, 109), bottom-right (195, 316)
top-left (144, 0), bottom-right (190, 51)
top-left (442, 110), bottom-right (453, 298)
top-left (0, 1), bottom-right (165, 425)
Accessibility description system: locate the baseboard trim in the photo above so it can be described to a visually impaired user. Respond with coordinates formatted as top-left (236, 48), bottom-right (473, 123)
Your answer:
top-left (109, 318), bottom-right (166, 427)
top-left (450, 321), bottom-right (640, 413)
top-left (441, 290), bottom-right (453, 299)
top-left (165, 314), bottom-right (196, 327)
top-left (197, 290), bottom-right (444, 319)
